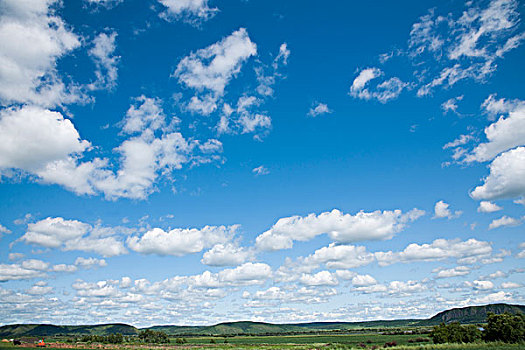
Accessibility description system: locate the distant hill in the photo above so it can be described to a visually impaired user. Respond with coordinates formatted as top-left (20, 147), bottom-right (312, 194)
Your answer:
top-left (0, 323), bottom-right (137, 338)
top-left (424, 303), bottom-right (525, 325)
top-left (1, 303), bottom-right (523, 337)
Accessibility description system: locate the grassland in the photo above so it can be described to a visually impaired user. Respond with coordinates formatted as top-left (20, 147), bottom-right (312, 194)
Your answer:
top-left (0, 341), bottom-right (522, 350)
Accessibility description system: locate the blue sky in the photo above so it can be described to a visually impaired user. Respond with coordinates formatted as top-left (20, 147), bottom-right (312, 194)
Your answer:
top-left (0, 0), bottom-right (524, 326)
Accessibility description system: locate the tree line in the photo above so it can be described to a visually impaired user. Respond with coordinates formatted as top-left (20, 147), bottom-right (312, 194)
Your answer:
top-left (431, 312), bottom-right (524, 344)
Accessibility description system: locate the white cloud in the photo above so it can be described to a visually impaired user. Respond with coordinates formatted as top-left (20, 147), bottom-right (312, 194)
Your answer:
top-left (303, 244), bottom-right (374, 269)
top-left (157, 0), bottom-right (218, 25)
top-left (127, 225), bottom-right (238, 256)
top-left (466, 104), bottom-right (525, 162)
top-left (388, 280), bottom-right (427, 295)
top-left (474, 291), bottom-right (512, 304)
top-left (465, 280), bottom-right (494, 290)
top-left (441, 95), bottom-right (463, 114)
top-left (308, 102), bottom-right (332, 117)
top-left (443, 134), bottom-right (474, 149)
top-left (481, 94), bottom-right (525, 118)
top-left (218, 262), bottom-right (271, 285)
top-left (8, 253), bottom-right (24, 261)
top-left (21, 217), bottom-right (127, 257)
top-left (256, 43), bottom-right (289, 97)
top-left (299, 271), bottom-right (338, 286)
top-left (201, 243), bottom-right (253, 267)
top-left (0, 0), bottom-right (82, 107)
top-left (26, 281), bottom-right (53, 295)
top-left (375, 238), bottom-right (492, 266)
top-left (471, 147), bottom-right (525, 200)
top-left (433, 200), bottom-right (462, 219)
top-left (501, 282), bottom-right (521, 289)
top-left (88, 31), bottom-right (119, 90)
top-left (256, 208), bottom-right (424, 251)
top-left (52, 264), bottom-right (77, 273)
top-left (478, 201), bottom-right (503, 213)
top-left (0, 262), bottom-right (47, 281)
top-left (434, 266), bottom-right (471, 278)
top-left (0, 106), bottom-right (90, 176)
top-left (174, 28), bottom-right (256, 95)
top-left (351, 274), bottom-right (378, 287)
top-left (488, 215), bottom-right (522, 229)
top-left (350, 68), bottom-right (383, 100)
top-left (252, 165), bottom-right (269, 176)
top-left (75, 257), bottom-right (107, 268)
top-left (0, 224), bottom-right (11, 235)
top-left (84, 0), bottom-right (123, 9)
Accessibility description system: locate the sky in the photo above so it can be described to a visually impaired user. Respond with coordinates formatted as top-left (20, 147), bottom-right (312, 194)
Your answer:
top-left (0, 0), bottom-right (524, 327)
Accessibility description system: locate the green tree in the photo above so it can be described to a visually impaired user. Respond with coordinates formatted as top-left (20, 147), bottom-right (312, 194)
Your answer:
top-left (430, 322), bottom-right (482, 344)
top-left (484, 312), bottom-right (525, 343)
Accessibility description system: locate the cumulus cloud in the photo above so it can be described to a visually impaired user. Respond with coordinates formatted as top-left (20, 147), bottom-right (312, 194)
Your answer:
top-left (201, 243), bottom-right (253, 267)
top-left (299, 271), bottom-right (338, 286)
top-left (478, 201), bottom-right (503, 213)
top-left (481, 94), bottom-right (525, 119)
top-left (471, 147), bottom-right (525, 200)
top-left (256, 208), bottom-right (424, 251)
top-left (217, 262), bottom-right (271, 285)
top-left (157, 0), bottom-right (218, 25)
top-left (20, 217), bottom-right (127, 257)
top-left (0, 106), bottom-right (90, 176)
top-left (466, 104), bottom-right (525, 162)
top-left (488, 215), bottom-right (522, 229)
top-left (174, 28), bottom-right (256, 95)
top-left (434, 266), bottom-right (471, 278)
top-left (307, 102), bottom-right (332, 117)
top-left (127, 225), bottom-right (238, 256)
top-left (74, 257), bottom-right (107, 268)
top-left (302, 244), bottom-right (375, 270)
top-left (375, 238), bottom-right (492, 266)
top-left (0, 261), bottom-right (48, 281)
top-left (433, 200), bottom-right (462, 219)
top-left (0, 0), bottom-right (84, 107)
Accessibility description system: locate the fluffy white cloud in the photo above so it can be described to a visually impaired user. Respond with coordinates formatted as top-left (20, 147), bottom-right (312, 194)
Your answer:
top-left (299, 271), bottom-right (338, 286)
top-left (0, 0), bottom-right (82, 107)
top-left (256, 208), bottom-right (424, 251)
top-left (478, 201), bottom-right (503, 213)
top-left (127, 225), bottom-right (238, 256)
top-left (488, 215), bottom-right (522, 229)
top-left (303, 244), bottom-right (374, 269)
top-left (88, 31), bottom-right (119, 90)
top-left (434, 266), bottom-right (471, 278)
top-left (466, 105), bottom-right (525, 162)
top-left (26, 281), bottom-right (53, 295)
top-left (201, 243), bottom-right (253, 266)
top-left (174, 28), bottom-right (256, 95)
top-left (501, 282), bottom-right (521, 289)
top-left (157, 0), bottom-right (218, 25)
top-left (388, 280), bottom-right (427, 295)
top-left (473, 291), bottom-right (513, 304)
top-left (0, 106), bottom-right (90, 175)
top-left (0, 224), bottom-right (11, 235)
top-left (375, 238), bottom-right (492, 266)
top-left (433, 200), bottom-right (462, 219)
top-left (308, 102), bottom-right (332, 117)
top-left (21, 217), bottom-right (127, 257)
top-left (218, 262), bottom-right (271, 285)
top-left (84, 0), bottom-right (123, 9)
top-left (465, 280), bottom-right (494, 290)
top-left (0, 262), bottom-right (47, 281)
top-left (471, 147), bottom-right (525, 200)
top-left (351, 274), bottom-right (378, 287)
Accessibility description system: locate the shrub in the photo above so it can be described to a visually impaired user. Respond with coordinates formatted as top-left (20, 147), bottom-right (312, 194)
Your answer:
top-left (430, 322), bottom-right (482, 344)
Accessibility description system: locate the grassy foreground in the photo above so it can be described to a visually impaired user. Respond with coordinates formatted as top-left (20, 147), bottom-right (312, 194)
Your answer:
top-left (0, 342), bottom-right (521, 350)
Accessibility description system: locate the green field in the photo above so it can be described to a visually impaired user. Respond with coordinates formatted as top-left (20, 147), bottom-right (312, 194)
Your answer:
top-left (0, 342), bottom-right (522, 350)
